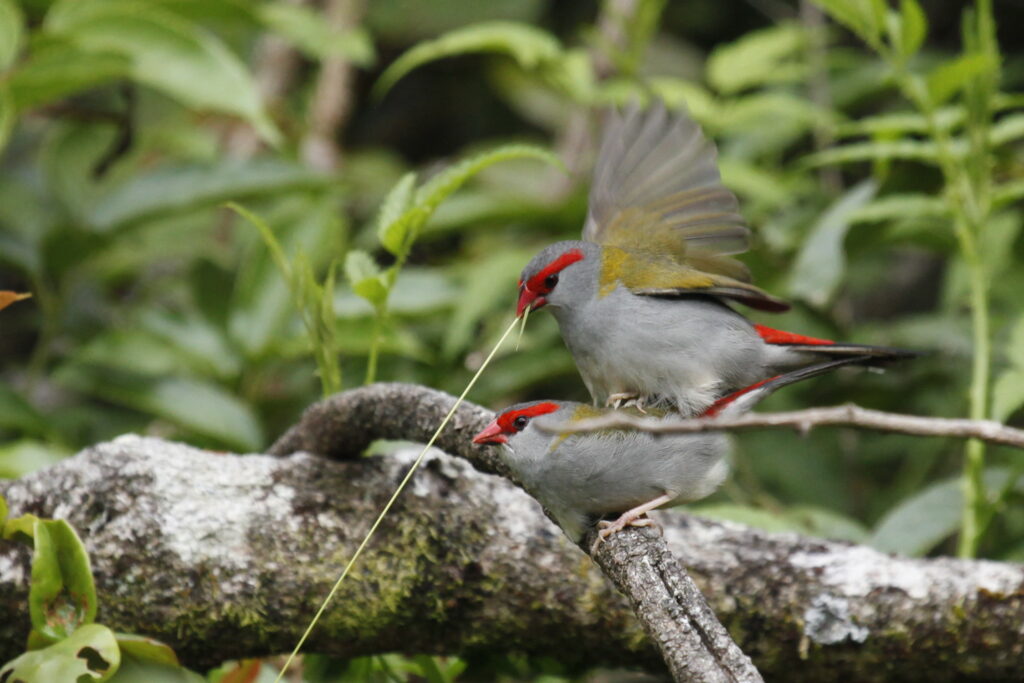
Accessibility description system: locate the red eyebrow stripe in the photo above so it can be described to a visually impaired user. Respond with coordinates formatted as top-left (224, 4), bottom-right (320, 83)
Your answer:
top-left (525, 249), bottom-right (584, 292)
top-left (496, 401), bottom-right (560, 432)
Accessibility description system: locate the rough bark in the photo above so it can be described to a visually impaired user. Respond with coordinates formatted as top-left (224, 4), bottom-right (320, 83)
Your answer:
top-left (1, 384), bottom-right (1023, 680)
top-left (273, 384), bottom-right (761, 681)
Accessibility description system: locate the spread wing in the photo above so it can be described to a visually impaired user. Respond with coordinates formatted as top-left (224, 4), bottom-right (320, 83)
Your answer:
top-left (583, 101), bottom-right (751, 282)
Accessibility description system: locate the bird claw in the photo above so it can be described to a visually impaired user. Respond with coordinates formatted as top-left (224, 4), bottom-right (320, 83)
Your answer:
top-left (590, 514), bottom-right (660, 554)
top-left (605, 393), bottom-right (647, 413)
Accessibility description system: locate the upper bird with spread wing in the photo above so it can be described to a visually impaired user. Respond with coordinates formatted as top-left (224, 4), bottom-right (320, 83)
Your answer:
top-left (516, 102), bottom-right (915, 415)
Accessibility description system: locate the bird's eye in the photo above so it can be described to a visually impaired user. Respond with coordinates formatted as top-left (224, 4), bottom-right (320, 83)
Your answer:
top-left (544, 273), bottom-right (559, 290)
top-left (513, 416), bottom-right (529, 430)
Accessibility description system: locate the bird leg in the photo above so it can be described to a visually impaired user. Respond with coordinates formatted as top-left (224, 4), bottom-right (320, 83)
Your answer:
top-left (590, 493), bottom-right (675, 554)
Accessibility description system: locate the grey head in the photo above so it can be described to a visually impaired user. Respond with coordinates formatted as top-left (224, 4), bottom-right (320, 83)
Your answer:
top-left (516, 240), bottom-right (601, 318)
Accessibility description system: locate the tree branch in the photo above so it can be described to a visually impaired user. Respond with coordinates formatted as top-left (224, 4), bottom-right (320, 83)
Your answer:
top-left (3, 385), bottom-right (1023, 680)
top-left (271, 384), bottom-right (760, 681)
top-left (546, 403), bottom-right (1024, 449)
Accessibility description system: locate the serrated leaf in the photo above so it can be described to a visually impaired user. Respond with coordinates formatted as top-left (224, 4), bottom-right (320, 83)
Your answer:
top-left (0, 0), bottom-right (24, 71)
top-left (257, 2), bottom-right (374, 64)
top-left (344, 250), bottom-right (388, 308)
top-left (1, 624), bottom-right (120, 682)
top-left (849, 193), bottom-right (947, 223)
top-left (0, 290), bottom-right (31, 311)
top-left (45, 0), bottom-right (280, 144)
top-left (29, 519), bottom-right (97, 640)
top-left (376, 172), bottom-right (417, 255)
top-left (707, 23), bottom-right (806, 94)
top-left (789, 180), bottom-right (877, 307)
top-left (927, 53), bottom-right (998, 106)
top-left (899, 0), bottom-right (927, 58)
top-left (375, 21), bottom-right (562, 97)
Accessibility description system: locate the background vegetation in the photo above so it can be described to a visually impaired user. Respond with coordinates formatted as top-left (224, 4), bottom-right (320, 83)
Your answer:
top-left (1, 0), bottom-right (1022, 680)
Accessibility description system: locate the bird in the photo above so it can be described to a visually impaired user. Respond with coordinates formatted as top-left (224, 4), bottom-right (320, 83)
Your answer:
top-left (473, 357), bottom-right (868, 552)
top-left (516, 102), bottom-right (916, 415)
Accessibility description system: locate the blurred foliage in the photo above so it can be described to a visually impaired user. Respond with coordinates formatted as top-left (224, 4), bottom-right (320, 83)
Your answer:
top-left (1, 0), bottom-right (1023, 679)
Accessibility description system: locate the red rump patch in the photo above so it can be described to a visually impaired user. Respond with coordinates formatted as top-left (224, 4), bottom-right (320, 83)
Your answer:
top-left (701, 376), bottom-right (779, 418)
top-left (497, 401), bottom-right (560, 433)
top-left (524, 249), bottom-right (585, 293)
top-left (754, 324), bottom-right (834, 346)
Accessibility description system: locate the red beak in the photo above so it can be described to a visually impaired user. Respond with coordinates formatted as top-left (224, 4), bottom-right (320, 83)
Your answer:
top-left (517, 286), bottom-right (546, 317)
top-left (472, 419), bottom-right (508, 445)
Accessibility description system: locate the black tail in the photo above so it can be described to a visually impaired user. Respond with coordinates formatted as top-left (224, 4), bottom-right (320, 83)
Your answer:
top-left (784, 342), bottom-right (922, 365)
top-left (702, 356), bottom-right (876, 417)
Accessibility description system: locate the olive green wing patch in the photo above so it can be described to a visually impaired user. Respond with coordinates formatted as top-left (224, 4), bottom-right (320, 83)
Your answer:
top-left (583, 102), bottom-right (750, 274)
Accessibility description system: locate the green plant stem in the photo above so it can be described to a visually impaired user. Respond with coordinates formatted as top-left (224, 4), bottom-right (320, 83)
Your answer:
top-left (960, 252), bottom-right (991, 557)
top-left (364, 312), bottom-right (382, 385)
top-left (894, 67), bottom-right (994, 557)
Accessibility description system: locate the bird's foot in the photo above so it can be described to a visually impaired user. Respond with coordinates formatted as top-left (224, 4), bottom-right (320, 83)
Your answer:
top-left (590, 515), bottom-right (661, 554)
top-left (605, 392), bottom-right (647, 413)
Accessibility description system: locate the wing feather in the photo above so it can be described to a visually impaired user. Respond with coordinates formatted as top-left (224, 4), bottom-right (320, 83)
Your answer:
top-left (583, 102), bottom-right (750, 275)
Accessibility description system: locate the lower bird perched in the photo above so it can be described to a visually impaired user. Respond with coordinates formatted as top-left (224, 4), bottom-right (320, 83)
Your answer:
top-left (473, 358), bottom-right (868, 551)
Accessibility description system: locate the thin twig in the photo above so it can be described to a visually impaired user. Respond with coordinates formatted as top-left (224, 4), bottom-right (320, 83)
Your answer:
top-left (301, 0), bottom-right (363, 170)
top-left (544, 403), bottom-right (1024, 450)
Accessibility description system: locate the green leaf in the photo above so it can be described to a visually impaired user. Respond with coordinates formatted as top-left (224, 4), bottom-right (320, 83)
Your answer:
top-left (0, 83), bottom-right (13, 155)
top-left (0, 0), bottom-right (24, 71)
top-left (109, 654), bottom-right (204, 682)
top-left (257, 2), bottom-right (375, 64)
top-left (5, 40), bottom-right (130, 110)
top-left (29, 519), bottom-right (98, 640)
top-left (344, 250), bottom-right (388, 308)
top-left (0, 494), bottom-right (6, 528)
top-left (811, 0), bottom-right (882, 46)
top-left (804, 139), bottom-right (941, 166)
top-left (993, 178), bottom-right (1024, 209)
top-left (927, 53), bottom-right (998, 106)
top-left (412, 143), bottom-right (561, 228)
top-left (91, 160), bottom-right (328, 231)
top-left (114, 634), bottom-right (179, 667)
top-left (55, 365), bottom-right (264, 452)
top-left (990, 112), bottom-right (1024, 147)
top-left (376, 172), bottom-right (418, 255)
top-left (835, 108), bottom-right (964, 138)
top-left (849, 193), bottom-right (947, 223)
top-left (375, 21), bottom-right (562, 97)
top-left (0, 440), bottom-right (70, 479)
top-left (45, 0), bottom-right (280, 143)
top-left (870, 469), bottom-right (1018, 556)
top-left (0, 381), bottom-right (51, 437)
top-left (0, 623), bottom-right (120, 682)
top-left (789, 180), bottom-right (877, 308)
top-left (992, 369), bottom-right (1024, 423)
top-left (707, 23), bottom-right (806, 94)
top-left (899, 0), bottom-right (927, 58)
top-left (3, 513), bottom-right (39, 542)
